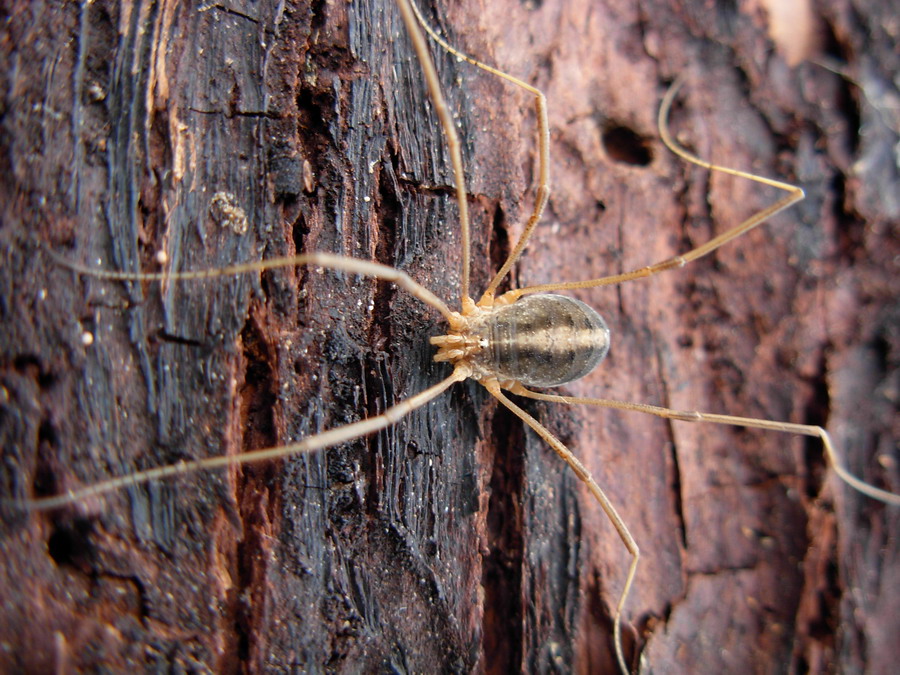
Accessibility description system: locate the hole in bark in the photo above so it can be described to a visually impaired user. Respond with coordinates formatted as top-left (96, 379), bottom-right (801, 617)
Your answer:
top-left (47, 519), bottom-right (95, 569)
top-left (602, 124), bottom-right (653, 166)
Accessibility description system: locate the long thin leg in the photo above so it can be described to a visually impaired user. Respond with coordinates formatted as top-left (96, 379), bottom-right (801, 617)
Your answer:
top-left (20, 248), bottom-right (473, 509)
top-left (46, 247), bottom-right (463, 327)
top-left (404, 0), bottom-right (550, 305)
top-left (19, 368), bottom-right (469, 511)
top-left (485, 381), bottom-right (638, 675)
top-left (395, 0), bottom-right (473, 306)
top-left (510, 384), bottom-right (900, 506)
top-left (497, 76), bottom-right (805, 304)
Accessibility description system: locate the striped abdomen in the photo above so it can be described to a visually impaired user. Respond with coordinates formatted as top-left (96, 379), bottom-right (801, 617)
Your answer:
top-left (470, 294), bottom-right (610, 388)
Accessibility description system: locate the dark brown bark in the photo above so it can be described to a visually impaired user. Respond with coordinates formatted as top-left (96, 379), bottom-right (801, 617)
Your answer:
top-left (1, 0), bottom-right (897, 673)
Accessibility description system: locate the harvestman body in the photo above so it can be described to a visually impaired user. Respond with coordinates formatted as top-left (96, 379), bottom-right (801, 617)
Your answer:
top-left (17, 0), bottom-right (900, 672)
top-left (431, 294), bottom-right (611, 388)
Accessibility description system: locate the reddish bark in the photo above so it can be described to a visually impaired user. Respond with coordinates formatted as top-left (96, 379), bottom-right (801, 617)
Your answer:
top-left (1, 0), bottom-right (897, 672)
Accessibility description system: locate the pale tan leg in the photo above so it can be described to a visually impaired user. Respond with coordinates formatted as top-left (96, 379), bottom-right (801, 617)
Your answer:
top-left (403, 0), bottom-right (550, 305)
top-left (395, 0), bottom-right (473, 305)
top-left (486, 381), bottom-right (639, 675)
top-left (26, 247), bottom-right (478, 510)
top-left (20, 367), bottom-right (469, 511)
top-left (498, 76), bottom-right (805, 303)
top-left (46, 248), bottom-right (463, 327)
top-left (510, 385), bottom-right (900, 506)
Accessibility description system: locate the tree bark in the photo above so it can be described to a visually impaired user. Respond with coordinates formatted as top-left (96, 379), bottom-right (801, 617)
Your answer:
top-left (1, 0), bottom-right (897, 673)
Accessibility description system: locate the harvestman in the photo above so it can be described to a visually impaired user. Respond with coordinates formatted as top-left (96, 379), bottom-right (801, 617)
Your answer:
top-left (19, 0), bottom-right (900, 672)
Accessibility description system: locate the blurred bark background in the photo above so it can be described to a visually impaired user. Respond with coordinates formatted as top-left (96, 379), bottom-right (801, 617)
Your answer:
top-left (1, 0), bottom-right (897, 672)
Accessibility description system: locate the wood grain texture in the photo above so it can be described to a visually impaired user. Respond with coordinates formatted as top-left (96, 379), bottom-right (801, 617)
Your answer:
top-left (0, 0), bottom-right (897, 672)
